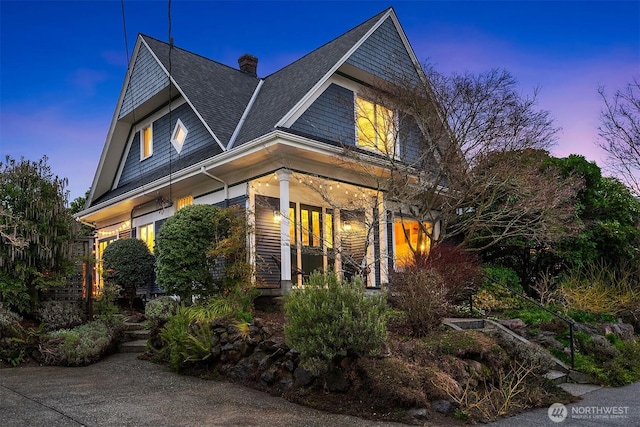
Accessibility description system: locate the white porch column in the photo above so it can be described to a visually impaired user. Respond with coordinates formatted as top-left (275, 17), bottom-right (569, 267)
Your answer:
top-left (277, 169), bottom-right (292, 293)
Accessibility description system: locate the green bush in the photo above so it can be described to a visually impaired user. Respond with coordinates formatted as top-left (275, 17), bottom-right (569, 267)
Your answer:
top-left (284, 271), bottom-right (388, 374)
top-left (41, 318), bottom-right (123, 366)
top-left (102, 238), bottom-right (154, 307)
top-left (0, 303), bottom-right (38, 366)
top-left (145, 296), bottom-right (178, 327)
top-left (155, 205), bottom-right (252, 303)
top-left (160, 305), bottom-right (215, 373)
top-left (158, 297), bottom-right (250, 373)
top-left (473, 266), bottom-right (524, 313)
top-left (36, 301), bottom-right (85, 331)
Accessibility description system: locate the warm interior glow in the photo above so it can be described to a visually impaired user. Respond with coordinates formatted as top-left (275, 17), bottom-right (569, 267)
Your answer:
top-left (142, 125), bottom-right (152, 158)
top-left (139, 223), bottom-right (154, 253)
top-left (176, 195), bottom-right (193, 211)
top-left (273, 210), bottom-right (281, 223)
top-left (394, 219), bottom-right (431, 268)
top-left (356, 97), bottom-right (395, 154)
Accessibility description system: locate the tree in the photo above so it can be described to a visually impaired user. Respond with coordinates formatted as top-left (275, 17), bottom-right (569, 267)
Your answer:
top-left (102, 238), bottom-right (154, 309)
top-left (69, 190), bottom-right (94, 238)
top-left (598, 77), bottom-right (640, 196)
top-left (0, 156), bottom-right (75, 312)
top-left (481, 154), bottom-right (640, 293)
top-left (155, 205), bottom-right (251, 303)
top-left (351, 66), bottom-right (577, 257)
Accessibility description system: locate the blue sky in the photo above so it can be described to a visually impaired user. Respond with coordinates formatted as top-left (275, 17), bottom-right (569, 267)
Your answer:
top-left (1, 0), bottom-right (638, 201)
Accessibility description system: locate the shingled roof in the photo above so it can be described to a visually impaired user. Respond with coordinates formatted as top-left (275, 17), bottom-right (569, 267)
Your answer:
top-left (141, 35), bottom-right (261, 147)
top-left (233, 8), bottom-right (389, 146)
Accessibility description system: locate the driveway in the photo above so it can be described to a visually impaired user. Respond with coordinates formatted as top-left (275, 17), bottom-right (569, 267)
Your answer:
top-left (490, 380), bottom-right (640, 426)
top-left (0, 353), bottom-right (405, 427)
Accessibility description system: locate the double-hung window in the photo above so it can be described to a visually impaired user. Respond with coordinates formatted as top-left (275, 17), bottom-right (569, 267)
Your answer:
top-left (140, 124), bottom-right (153, 160)
top-left (356, 97), bottom-right (396, 155)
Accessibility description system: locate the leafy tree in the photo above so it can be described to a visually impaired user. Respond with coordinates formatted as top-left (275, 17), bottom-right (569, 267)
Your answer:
top-left (598, 77), bottom-right (640, 196)
top-left (481, 155), bottom-right (640, 293)
top-left (155, 205), bottom-right (251, 303)
top-left (0, 156), bottom-right (75, 312)
top-left (102, 238), bottom-right (154, 309)
top-left (549, 155), bottom-right (640, 267)
top-left (69, 189), bottom-right (94, 237)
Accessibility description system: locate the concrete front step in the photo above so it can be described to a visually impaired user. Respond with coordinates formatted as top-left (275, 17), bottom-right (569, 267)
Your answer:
top-left (119, 339), bottom-right (149, 353)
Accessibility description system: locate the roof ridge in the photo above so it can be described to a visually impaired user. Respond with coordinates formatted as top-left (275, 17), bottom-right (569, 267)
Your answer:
top-left (139, 33), bottom-right (259, 78)
top-left (261, 7), bottom-right (391, 80)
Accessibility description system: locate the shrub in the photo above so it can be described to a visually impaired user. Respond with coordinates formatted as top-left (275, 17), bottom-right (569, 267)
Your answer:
top-left (40, 318), bottom-right (124, 366)
top-left (155, 205), bottom-right (252, 303)
top-left (421, 244), bottom-right (483, 303)
top-left (145, 296), bottom-right (178, 327)
top-left (473, 266), bottom-right (523, 313)
top-left (389, 267), bottom-right (448, 336)
top-left (0, 303), bottom-right (38, 366)
top-left (36, 301), bottom-right (85, 331)
top-left (558, 263), bottom-right (640, 318)
top-left (102, 238), bottom-right (154, 308)
top-left (284, 271), bottom-right (388, 374)
top-left (158, 297), bottom-right (250, 373)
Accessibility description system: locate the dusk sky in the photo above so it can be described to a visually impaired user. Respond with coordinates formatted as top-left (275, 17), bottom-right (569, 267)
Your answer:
top-left (1, 1), bottom-right (638, 201)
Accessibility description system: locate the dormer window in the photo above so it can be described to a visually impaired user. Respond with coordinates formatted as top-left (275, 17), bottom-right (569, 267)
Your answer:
top-left (171, 119), bottom-right (188, 154)
top-left (140, 124), bottom-right (153, 160)
top-left (356, 97), bottom-right (396, 155)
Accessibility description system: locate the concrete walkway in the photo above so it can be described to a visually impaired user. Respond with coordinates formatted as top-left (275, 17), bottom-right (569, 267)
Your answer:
top-left (0, 353), bottom-right (405, 427)
top-left (490, 380), bottom-right (640, 426)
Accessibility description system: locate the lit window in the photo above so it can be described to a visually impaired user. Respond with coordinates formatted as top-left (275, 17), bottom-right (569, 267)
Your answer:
top-left (324, 211), bottom-right (333, 249)
top-left (141, 124), bottom-right (153, 160)
top-left (176, 195), bottom-right (193, 211)
top-left (394, 218), bottom-right (431, 268)
top-left (356, 97), bottom-right (395, 155)
top-left (139, 223), bottom-right (154, 253)
top-left (289, 207), bottom-right (296, 245)
top-left (171, 119), bottom-right (188, 154)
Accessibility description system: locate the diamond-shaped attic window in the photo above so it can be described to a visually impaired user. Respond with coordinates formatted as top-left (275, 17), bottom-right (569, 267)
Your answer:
top-left (171, 119), bottom-right (188, 154)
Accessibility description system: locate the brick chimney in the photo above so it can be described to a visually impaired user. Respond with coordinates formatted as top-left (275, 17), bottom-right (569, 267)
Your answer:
top-left (238, 54), bottom-right (258, 76)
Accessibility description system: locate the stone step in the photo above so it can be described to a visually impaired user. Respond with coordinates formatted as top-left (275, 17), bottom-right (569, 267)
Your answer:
top-left (123, 322), bottom-right (146, 331)
top-left (124, 329), bottom-right (150, 341)
top-left (119, 339), bottom-right (148, 353)
top-left (544, 370), bottom-right (568, 385)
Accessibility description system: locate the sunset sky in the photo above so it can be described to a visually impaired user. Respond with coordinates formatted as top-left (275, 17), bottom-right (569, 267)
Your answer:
top-left (1, 0), bottom-right (638, 201)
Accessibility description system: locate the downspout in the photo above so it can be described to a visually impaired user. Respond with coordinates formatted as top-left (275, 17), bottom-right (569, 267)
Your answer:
top-left (201, 166), bottom-right (229, 207)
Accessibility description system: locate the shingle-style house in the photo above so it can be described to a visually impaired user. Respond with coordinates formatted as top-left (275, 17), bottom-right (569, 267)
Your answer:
top-left (77, 7), bottom-right (442, 295)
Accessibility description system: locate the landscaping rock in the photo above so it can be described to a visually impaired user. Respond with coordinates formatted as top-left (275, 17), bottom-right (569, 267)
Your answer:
top-left (499, 318), bottom-right (525, 330)
top-left (407, 407), bottom-right (430, 419)
top-left (294, 367), bottom-right (315, 387)
top-left (431, 399), bottom-right (453, 414)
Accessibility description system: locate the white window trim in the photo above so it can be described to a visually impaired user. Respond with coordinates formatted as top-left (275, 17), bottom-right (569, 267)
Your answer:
top-left (171, 118), bottom-right (188, 154)
top-left (140, 123), bottom-right (153, 161)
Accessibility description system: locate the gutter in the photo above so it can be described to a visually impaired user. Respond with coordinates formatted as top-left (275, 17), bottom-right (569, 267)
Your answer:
top-left (200, 166), bottom-right (229, 207)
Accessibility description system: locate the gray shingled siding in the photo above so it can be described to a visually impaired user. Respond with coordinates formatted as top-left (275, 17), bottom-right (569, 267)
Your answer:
top-left (118, 103), bottom-right (220, 187)
top-left (290, 84), bottom-right (356, 145)
top-left (254, 196), bottom-right (282, 288)
top-left (346, 17), bottom-right (420, 85)
top-left (119, 44), bottom-right (169, 119)
top-left (399, 114), bottom-right (427, 165)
